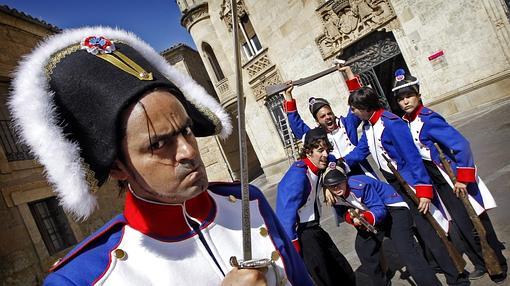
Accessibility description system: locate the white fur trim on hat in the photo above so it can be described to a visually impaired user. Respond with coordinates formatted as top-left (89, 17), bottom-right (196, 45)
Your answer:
top-left (8, 26), bottom-right (232, 220)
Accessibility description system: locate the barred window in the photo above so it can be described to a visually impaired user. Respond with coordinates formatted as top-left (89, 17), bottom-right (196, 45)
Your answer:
top-left (29, 197), bottom-right (77, 255)
top-left (265, 94), bottom-right (297, 147)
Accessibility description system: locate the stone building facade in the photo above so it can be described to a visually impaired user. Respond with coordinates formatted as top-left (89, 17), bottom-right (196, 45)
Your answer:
top-left (0, 6), bottom-right (125, 285)
top-left (177, 0), bottom-right (510, 182)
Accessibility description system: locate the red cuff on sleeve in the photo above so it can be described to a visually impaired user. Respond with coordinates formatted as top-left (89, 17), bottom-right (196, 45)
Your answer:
top-left (344, 211), bottom-right (353, 225)
top-left (456, 167), bottom-right (476, 183)
top-left (292, 239), bottom-right (301, 254)
top-left (415, 185), bottom-right (433, 199)
top-left (346, 75), bottom-right (363, 92)
top-left (362, 211), bottom-right (375, 225)
top-left (283, 99), bottom-right (297, 113)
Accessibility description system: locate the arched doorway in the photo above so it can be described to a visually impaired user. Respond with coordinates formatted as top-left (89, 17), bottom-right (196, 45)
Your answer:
top-left (342, 31), bottom-right (409, 116)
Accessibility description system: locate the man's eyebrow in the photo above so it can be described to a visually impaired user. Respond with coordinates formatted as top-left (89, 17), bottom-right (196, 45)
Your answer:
top-left (148, 118), bottom-right (193, 143)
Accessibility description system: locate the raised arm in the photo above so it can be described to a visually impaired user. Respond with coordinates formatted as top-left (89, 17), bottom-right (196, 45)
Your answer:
top-left (283, 82), bottom-right (311, 139)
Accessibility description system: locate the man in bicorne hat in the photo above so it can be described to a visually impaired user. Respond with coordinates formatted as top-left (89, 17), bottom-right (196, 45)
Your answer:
top-left (9, 27), bottom-right (312, 286)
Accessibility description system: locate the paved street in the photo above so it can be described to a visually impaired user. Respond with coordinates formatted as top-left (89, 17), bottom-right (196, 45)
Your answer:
top-left (254, 99), bottom-right (510, 285)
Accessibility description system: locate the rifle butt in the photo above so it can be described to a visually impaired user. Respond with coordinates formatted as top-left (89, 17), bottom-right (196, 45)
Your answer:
top-left (424, 212), bottom-right (466, 274)
top-left (434, 143), bottom-right (503, 275)
top-left (459, 197), bottom-right (503, 275)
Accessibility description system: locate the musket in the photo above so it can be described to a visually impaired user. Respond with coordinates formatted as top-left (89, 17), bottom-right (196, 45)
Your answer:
top-left (347, 208), bottom-right (378, 234)
top-left (434, 143), bottom-right (502, 275)
top-left (333, 195), bottom-right (378, 234)
top-left (381, 153), bottom-right (466, 274)
top-left (264, 51), bottom-right (372, 97)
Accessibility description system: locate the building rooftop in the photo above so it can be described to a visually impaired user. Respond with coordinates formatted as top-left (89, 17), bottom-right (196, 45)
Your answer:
top-left (0, 5), bottom-right (60, 33)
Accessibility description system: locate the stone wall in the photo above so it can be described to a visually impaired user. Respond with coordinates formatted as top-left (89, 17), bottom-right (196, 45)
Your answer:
top-left (390, 0), bottom-right (510, 115)
top-left (0, 7), bottom-right (126, 285)
top-left (179, 0), bottom-right (510, 182)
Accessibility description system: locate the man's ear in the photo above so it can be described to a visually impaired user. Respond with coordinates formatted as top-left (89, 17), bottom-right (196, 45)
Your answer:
top-left (305, 149), bottom-right (313, 159)
top-left (109, 159), bottom-right (130, 181)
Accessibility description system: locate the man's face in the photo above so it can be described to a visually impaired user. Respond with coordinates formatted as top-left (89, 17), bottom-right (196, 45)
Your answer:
top-left (315, 106), bottom-right (338, 132)
top-left (306, 141), bottom-right (330, 170)
top-left (327, 181), bottom-right (347, 197)
top-left (350, 106), bottom-right (373, 121)
top-left (397, 92), bottom-right (421, 114)
top-left (118, 90), bottom-right (208, 204)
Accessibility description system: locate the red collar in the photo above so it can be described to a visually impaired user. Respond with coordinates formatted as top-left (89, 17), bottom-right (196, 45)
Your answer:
top-left (403, 104), bottom-right (424, 122)
top-left (123, 190), bottom-right (216, 241)
top-left (303, 158), bottom-right (320, 175)
top-left (368, 108), bottom-right (384, 125)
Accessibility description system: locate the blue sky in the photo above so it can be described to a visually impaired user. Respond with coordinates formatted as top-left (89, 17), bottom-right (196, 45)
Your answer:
top-left (2, 0), bottom-right (196, 52)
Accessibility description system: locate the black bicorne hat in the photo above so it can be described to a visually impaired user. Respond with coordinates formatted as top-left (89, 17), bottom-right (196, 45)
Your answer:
top-left (308, 97), bottom-right (331, 119)
top-left (322, 162), bottom-right (347, 187)
top-left (391, 68), bottom-right (420, 97)
top-left (8, 27), bottom-right (232, 219)
top-left (303, 127), bottom-right (328, 146)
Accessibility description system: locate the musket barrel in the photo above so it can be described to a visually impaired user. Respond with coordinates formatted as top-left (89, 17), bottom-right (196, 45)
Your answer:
top-left (381, 153), bottom-right (466, 274)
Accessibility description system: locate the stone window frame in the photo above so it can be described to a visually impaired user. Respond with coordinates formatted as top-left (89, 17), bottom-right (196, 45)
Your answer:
top-left (11, 187), bottom-right (83, 263)
top-left (202, 42), bottom-right (226, 82)
top-left (238, 14), bottom-right (263, 61)
top-left (28, 196), bottom-right (77, 256)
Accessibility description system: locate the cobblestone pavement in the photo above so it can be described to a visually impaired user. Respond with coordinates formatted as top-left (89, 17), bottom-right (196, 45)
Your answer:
top-left (254, 99), bottom-right (510, 285)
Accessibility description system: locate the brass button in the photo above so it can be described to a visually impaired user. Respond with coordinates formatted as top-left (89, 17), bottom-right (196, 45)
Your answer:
top-left (114, 249), bottom-right (127, 260)
top-left (271, 251), bottom-right (280, 261)
top-left (228, 195), bottom-right (237, 203)
top-left (259, 227), bottom-right (268, 237)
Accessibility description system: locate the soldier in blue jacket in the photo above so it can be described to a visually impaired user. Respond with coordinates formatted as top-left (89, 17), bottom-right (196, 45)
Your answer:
top-left (276, 127), bottom-right (355, 286)
top-left (344, 87), bottom-right (470, 285)
top-left (8, 27), bottom-right (313, 286)
top-left (322, 165), bottom-right (442, 286)
top-left (394, 68), bottom-right (507, 283)
top-left (283, 64), bottom-right (375, 177)
top-left (283, 64), bottom-right (376, 226)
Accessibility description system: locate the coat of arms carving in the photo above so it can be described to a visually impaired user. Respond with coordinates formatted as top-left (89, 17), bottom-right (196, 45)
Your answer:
top-left (316, 0), bottom-right (396, 60)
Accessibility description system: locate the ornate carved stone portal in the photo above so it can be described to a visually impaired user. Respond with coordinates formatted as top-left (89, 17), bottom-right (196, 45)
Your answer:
top-left (220, 0), bottom-right (248, 31)
top-left (315, 0), bottom-right (396, 60)
top-left (348, 36), bottom-right (401, 73)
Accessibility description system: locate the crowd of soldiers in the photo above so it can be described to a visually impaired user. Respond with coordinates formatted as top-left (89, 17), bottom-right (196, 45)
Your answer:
top-left (275, 63), bottom-right (507, 285)
top-left (7, 26), bottom-right (507, 285)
